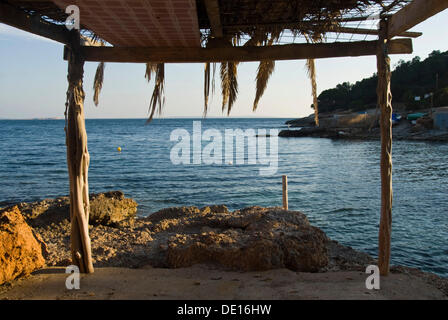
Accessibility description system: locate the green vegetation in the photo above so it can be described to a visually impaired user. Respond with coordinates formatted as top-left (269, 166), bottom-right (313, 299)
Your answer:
top-left (316, 50), bottom-right (448, 113)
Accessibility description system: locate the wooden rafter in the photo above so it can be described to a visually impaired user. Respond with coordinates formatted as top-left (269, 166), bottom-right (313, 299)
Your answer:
top-left (224, 23), bottom-right (421, 38)
top-left (65, 39), bottom-right (413, 63)
top-left (204, 0), bottom-right (223, 38)
top-left (330, 26), bottom-right (421, 38)
top-left (0, 1), bottom-right (70, 44)
top-left (388, 0), bottom-right (448, 39)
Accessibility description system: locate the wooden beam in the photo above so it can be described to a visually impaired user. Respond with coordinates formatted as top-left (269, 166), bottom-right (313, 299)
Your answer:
top-left (388, 0), bottom-right (448, 39)
top-left (0, 2), bottom-right (70, 44)
top-left (69, 39), bottom-right (413, 63)
top-left (222, 15), bottom-right (394, 30)
top-left (204, 0), bottom-right (223, 37)
top-left (331, 26), bottom-right (422, 38)
top-left (224, 23), bottom-right (422, 38)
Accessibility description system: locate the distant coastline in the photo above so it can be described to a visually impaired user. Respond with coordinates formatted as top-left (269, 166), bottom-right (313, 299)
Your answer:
top-left (281, 107), bottom-right (448, 142)
top-left (0, 116), bottom-right (295, 121)
top-left (32, 117), bottom-right (63, 120)
top-left (0, 117), bottom-right (63, 120)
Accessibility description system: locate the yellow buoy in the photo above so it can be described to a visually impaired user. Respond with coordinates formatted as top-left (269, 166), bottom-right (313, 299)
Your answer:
top-left (117, 147), bottom-right (122, 152)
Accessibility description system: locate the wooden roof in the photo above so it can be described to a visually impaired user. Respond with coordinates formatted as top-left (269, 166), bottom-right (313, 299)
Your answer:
top-left (1, 0), bottom-right (448, 63)
top-left (52, 0), bottom-right (201, 47)
top-left (1, 0), bottom-right (417, 46)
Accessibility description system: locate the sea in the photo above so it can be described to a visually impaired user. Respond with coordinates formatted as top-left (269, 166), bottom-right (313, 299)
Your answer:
top-left (0, 118), bottom-right (447, 277)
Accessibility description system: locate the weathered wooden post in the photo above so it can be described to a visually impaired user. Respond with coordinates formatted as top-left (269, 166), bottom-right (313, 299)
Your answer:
top-left (65, 30), bottom-right (94, 273)
top-left (377, 19), bottom-right (393, 276)
top-left (282, 175), bottom-right (288, 210)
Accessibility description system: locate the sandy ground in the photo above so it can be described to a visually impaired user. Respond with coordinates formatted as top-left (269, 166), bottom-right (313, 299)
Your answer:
top-left (0, 264), bottom-right (446, 300)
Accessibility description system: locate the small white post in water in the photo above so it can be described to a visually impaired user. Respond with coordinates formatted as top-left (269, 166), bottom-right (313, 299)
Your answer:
top-left (282, 175), bottom-right (288, 210)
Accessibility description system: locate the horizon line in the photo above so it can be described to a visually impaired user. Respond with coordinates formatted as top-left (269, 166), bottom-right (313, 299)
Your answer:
top-left (0, 116), bottom-right (303, 120)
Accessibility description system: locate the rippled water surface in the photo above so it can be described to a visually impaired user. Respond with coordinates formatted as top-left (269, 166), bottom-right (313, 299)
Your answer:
top-left (0, 119), bottom-right (447, 276)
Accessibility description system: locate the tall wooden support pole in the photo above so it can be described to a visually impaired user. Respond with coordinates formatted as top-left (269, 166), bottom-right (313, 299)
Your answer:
top-left (65, 31), bottom-right (94, 273)
top-left (377, 19), bottom-right (393, 276)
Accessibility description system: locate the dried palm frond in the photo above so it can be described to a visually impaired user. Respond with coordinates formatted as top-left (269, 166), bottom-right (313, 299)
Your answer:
top-left (146, 63), bottom-right (165, 124)
top-left (306, 58), bottom-right (319, 127)
top-left (244, 29), bottom-right (277, 47)
top-left (93, 62), bottom-right (105, 106)
top-left (91, 39), bottom-right (106, 107)
top-left (227, 62), bottom-right (238, 115)
top-left (220, 62), bottom-right (239, 115)
top-left (203, 62), bottom-right (218, 117)
top-left (244, 33), bottom-right (265, 47)
top-left (213, 0), bottom-right (403, 39)
top-left (211, 62), bottom-right (217, 95)
top-left (204, 62), bottom-right (211, 116)
top-left (268, 29), bottom-right (283, 45)
top-left (253, 60), bottom-right (275, 111)
top-left (251, 31), bottom-right (280, 111)
top-left (220, 62), bottom-right (229, 111)
top-left (145, 62), bottom-right (158, 82)
top-left (88, 32), bottom-right (104, 45)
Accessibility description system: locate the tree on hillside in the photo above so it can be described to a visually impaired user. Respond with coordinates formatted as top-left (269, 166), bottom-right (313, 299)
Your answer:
top-left (315, 50), bottom-right (448, 113)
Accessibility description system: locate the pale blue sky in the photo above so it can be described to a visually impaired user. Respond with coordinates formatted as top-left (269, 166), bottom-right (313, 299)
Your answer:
top-left (1, 10), bottom-right (448, 119)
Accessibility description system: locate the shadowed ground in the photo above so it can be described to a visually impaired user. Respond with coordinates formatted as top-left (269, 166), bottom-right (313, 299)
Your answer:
top-left (0, 265), bottom-right (446, 300)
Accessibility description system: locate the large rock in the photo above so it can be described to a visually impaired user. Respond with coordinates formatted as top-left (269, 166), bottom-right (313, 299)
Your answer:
top-left (0, 206), bottom-right (46, 285)
top-left (89, 191), bottom-right (138, 227)
top-left (150, 206), bottom-right (329, 272)
top-left (26, 203), bottom-right (362, 273)
top-left (18, 191), bottom-right (137, 228)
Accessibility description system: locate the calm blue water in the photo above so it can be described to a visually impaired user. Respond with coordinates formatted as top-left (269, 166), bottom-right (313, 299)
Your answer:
top-left (0, 118), bottom-right (447, 277)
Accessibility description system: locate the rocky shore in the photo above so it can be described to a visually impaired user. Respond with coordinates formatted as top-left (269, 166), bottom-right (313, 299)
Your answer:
top-left (1, 191), bottom-right (447, 298)
top-left (281, 111), bottom-right (448, 142)
top-left (5, 193), bottom-right (373, 271)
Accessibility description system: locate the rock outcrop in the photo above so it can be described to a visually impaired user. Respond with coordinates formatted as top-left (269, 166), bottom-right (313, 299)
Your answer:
top-left (0, 206), bottom-right (46, 285)
top-left (18, 191), bottom-right (137, 228)
top-left (15, 201), bottom-right (371, 274)
top-left (158, 206), bottom-right (329, 272)
top-left (282, 113), bottom-right (448, 142)
top-left (89, 191), bottom-right (138, 227)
